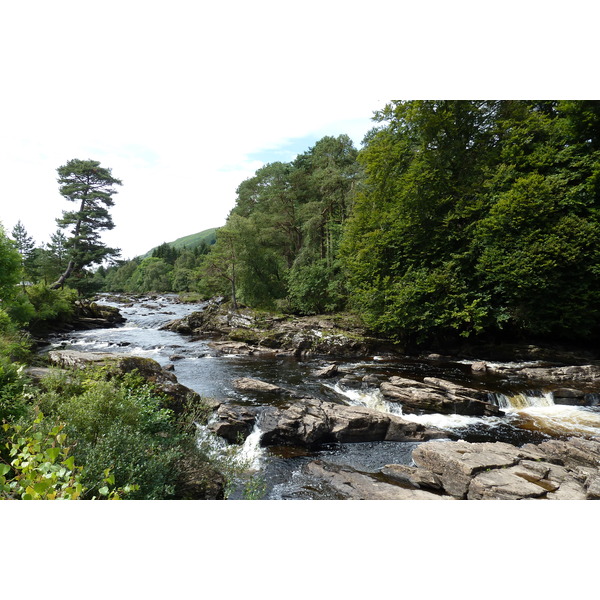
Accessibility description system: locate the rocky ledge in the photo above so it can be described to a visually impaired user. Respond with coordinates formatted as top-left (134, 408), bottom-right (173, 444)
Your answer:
top-left (160, 298), bottom-right (389, 358)
top-left (30, 301), bottom-right (125, 337)
top-left (46, 350), bottom-right (203, 414)
top-left (293, 437), bottom-right (600, 500)
top-left (209, 396), bottom-right (446, 447)
top-left (380, 375), bottom-right (503, 417)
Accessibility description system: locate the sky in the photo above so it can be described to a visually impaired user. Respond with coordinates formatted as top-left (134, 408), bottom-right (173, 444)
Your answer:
top-left (1, 1), bottom-right (596, 261)
top-left (2, 0), bottom-right (599, 589)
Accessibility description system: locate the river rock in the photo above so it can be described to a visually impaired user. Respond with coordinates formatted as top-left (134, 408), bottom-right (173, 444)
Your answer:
top-left (47, 350), bottom-right (202, 414)
top-left (380, 376), bottom-right (502, 417)
top-left (313, 363), bottom-right (339, 378)
top-left (380, 464), bottom-right (443, 491)
top-left (208, 404), bottom-right (262, 443)
top-left (257, 398), bottom-right (446, 447)
top-left (233, 377), bottom-right (286, 395)
top-left (304, 461), bottom-right (452, 500)
top-left (161, 301), bottom-right (385, 358)
top-left (403, 437), bottom-right (600, 499)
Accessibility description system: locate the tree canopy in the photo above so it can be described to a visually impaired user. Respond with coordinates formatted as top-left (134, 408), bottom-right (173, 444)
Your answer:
top-left (51, 159), bottom-right (122, 290)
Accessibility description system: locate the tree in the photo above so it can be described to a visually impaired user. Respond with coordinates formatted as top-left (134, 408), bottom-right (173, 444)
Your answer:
top-left (0, 224), bottom-right (22, 303)
top-left (11, 220), bottom-right (36, 284)
top-left (51, 159), bottom-right (122, 290)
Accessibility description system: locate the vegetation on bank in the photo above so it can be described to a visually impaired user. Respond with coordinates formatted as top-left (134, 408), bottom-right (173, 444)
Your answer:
top-left (96, 102), bottom-right (600, 349)
top-left (1, 99), bottom-right (600, 499)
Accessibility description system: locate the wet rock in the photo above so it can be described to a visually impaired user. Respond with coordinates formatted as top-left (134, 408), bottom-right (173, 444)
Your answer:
top-left (488, 363), bottom-right (600, 388)
top-left (304, 461), bottom-right (452, 500)
top-left (208, 404), bottom-right (261, 443)
top-left (313, 363), bottom-right (339, 378)
top-left (233, 377), bottom-right (286, 395)
top-left (471, 361), bottom-right (488, 372)
top-left (380, 376), bottom-right (502, 417)
top-left (257, 398), bottom-right (445, 447)
top-left (380, 464), bottom-right (443, 491)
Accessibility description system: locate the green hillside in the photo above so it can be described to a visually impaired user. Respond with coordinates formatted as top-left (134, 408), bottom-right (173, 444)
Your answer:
top-left (143, 227), bottom-right (217, 257)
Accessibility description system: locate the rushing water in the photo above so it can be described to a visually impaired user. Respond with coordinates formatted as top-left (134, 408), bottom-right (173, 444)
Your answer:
top-left (47, 294), bottom-right (600, 499)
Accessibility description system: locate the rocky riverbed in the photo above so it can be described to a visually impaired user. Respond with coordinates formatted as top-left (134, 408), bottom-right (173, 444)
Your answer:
top-left (37, 295), bottom-right (600, 500)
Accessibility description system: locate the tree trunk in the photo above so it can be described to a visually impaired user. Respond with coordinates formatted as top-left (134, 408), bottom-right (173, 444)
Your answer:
top-left (50, 259), bottom-right (76, 289)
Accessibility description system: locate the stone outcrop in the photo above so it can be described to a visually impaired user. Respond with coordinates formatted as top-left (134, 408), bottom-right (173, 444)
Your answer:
top-left (303, 461), bottom-right (452, 500)
top-left (378, 436), bottom-right (600, 499)
top-left (208, 397), bottom-right (446, 447)
top-left (233, 377), bottom-right (286, 395)
top-left (30, 302), bottom-right (125, 336)
top-left (160, 300), bottom-right (388, 358)
top-left (379, 375), bottom-right (503, 417)
top-left (47, 350), bottom-right (202, 414)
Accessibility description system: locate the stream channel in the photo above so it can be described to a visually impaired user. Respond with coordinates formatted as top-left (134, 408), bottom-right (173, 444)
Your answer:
top-left (47, 294), bottom-right (600, 499)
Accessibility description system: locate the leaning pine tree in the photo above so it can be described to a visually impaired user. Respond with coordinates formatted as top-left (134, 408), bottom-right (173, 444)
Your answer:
top-left (51, 159), bottom-right (122, 290)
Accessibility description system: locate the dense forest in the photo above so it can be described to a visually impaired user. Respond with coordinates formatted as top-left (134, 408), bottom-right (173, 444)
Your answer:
top-left (1, 100), bottom-right (600, 499)
top-left (171, 100), bottom-right (599, 348)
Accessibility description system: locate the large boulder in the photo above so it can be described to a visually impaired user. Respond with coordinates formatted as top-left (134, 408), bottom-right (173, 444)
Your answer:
top-left (208, 404), bottom-right (261, 443)
top-left (403, 437), bottom-right (600, 499)
top-left (207, 397), bottom-right (446, 447)
top-left (380, 376), bottom-right (502, 417)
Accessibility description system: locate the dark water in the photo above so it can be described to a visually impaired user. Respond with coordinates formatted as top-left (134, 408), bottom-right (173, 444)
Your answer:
top-left (48, 294), bottom-right (600, 499)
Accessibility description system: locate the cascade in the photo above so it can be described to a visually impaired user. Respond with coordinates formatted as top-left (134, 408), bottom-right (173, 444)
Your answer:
top-left (329, 383), bottom-right (403, 415)
top-left (490, 390), bottom-right (555, 410)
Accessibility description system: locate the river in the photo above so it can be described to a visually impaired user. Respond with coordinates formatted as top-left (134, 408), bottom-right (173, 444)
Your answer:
top-left (47, 294), bottom-right (600, 499)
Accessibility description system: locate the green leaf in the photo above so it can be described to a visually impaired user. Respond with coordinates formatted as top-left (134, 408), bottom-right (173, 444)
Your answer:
top-left (0, 464), bottom-right (10, 477)
top-left (98, 486), bottom-right (109, 496)
top-left (46, 447), bottom-right (61, 462)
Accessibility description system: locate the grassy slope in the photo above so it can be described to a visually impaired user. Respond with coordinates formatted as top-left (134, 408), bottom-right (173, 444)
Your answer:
top-left (143, 228), bottom-right (217, 257)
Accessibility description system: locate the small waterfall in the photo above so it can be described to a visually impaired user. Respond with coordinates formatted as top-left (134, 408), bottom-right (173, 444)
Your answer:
top-left (329, 383), bottom-right (499, 431)
top-left (329, 383), bottom-right (404, 415)
top-left (490, 390), bottom-right (555, 410)
top-left (235, 423), bottom-right (264, 471)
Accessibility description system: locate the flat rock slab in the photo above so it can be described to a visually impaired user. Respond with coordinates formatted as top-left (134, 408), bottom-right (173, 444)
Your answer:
top-left (233, 377), bottom-right (286, 394)
top-left (404, 437), bottom-right (600, 499)
top-left (304, 461), bottom-right (453, 500)
top-left (380, 376), bottom-right (502, 417)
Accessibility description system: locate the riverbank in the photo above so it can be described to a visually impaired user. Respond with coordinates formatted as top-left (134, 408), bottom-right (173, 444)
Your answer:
top-left (30, 294), bottom-right (600, 499)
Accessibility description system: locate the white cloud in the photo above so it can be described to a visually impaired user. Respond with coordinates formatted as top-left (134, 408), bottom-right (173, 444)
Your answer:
top-left (1, 1), bottom-right (595, 258)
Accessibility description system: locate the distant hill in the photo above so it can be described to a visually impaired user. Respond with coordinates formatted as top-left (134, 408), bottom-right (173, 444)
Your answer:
top-left (142, 227), bottom-right (218, 257)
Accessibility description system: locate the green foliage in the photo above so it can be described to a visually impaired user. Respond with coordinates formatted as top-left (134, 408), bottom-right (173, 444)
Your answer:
top-left (342, 100), bottom-right (600, 346)
top-left (25, 284), bottom-right (77, 323)
top-left (0, 356), bottom-right (29, 426)
top-left (1, 414), bottom-right (85, 499)
top-left (287, 257), bottom-right (346, 315)
top-left (34, 368), bottom-right (184, 499)
top-left (0, 412), bottom-right (135, 500)
top-left (0, 224), bottom-right (22, 302)
top-left (129, 257), bottom-right (173, 293)
top-left (52, 158), bottom-right (122, 289)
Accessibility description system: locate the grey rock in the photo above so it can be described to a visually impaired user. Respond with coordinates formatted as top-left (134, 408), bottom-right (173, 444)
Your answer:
top-left (304, 461), bottom-right (452, 500)
top-left (381, 464), bottom-right (443, 491)
top-left (233, 377), bottom-right (286, 394)
top-left (257, 398), bottom-right (445, 447)
top-left (313, 363), bottom-right (339, 378)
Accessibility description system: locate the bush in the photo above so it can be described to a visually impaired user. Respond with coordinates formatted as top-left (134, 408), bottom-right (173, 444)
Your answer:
top-left (36, 369), bottom-right (185, 499)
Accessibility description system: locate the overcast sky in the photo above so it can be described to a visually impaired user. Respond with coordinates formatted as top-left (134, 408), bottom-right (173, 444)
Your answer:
top-left (1, 1), bottom-right (596, 260)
